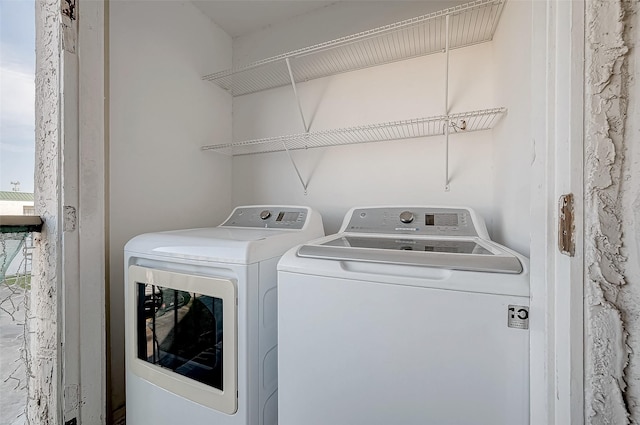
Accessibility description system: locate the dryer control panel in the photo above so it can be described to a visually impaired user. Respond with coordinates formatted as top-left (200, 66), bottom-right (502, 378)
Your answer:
top-left (342, 207), bottom-right (479, 237)
top-left (221, 206), bottom-right (309, 229)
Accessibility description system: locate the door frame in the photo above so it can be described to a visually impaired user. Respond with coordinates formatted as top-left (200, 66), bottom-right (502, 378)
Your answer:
top-left (530, 1), bottom-right (584, 424)
top-left (55, 0), bottom-right (588, 422)
top-left (60, 0), bottom-right (107, 423)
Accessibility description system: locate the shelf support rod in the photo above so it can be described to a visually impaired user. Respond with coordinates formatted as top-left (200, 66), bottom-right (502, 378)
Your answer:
top-left (444, 13), bottom-right (451, 192)
top-left (285, 57), bottom-right (309, 133)
top-left (284, 57), bottom-right (310, 194)
top-left (282, 140), bottom-right (309, 195)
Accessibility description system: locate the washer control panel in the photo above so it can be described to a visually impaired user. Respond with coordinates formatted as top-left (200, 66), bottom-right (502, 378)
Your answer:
top-left (221, 206), bottom-right (309, 229)
top-left (343, 207), bottom-right (478, 237)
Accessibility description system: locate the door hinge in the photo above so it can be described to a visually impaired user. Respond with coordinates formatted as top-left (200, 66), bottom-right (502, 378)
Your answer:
top-left (63, 206), bottom-right (77, 232)
top-left (62, 0), bottom-right (76, 20)
top-left (61, 0), bottom-right (77, 53)
top-left (558, 193), bottom-right (575, 257)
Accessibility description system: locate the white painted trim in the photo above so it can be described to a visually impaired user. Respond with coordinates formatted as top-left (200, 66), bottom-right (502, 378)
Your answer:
top-left (77, 0), bottom-right (107, 422)
top-left (61, 42), bottom-right (82, 421)
top-left (556, 2), bottom-right (585, 423)
top-left (529, 3), bottom-right (553, 422)
top-left (60, 0), bottom-right (107, 423)
top-left (529, 1), bottom-right (584, 424)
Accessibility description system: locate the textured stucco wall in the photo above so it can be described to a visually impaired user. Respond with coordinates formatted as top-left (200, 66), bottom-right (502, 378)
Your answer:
top-left (30, 0), bottom-right (61, 423)
top-left (614, 0), bottom-right (640, 419)
top-left (585, 0), bottom-right (640, 423)
top-left (617, 0), bottom-right (640, 419)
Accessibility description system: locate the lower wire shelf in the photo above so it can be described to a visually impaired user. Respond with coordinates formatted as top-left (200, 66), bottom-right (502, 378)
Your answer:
top-left (202, 107), bottom-right (506, 156)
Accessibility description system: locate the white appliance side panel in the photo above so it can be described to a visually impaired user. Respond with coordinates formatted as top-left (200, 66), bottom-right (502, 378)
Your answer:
top-left (278, 272), bottom-right (529, 425)
top-left (245, 262), bottom-right (260, 425)
top-left (258, 257), bottom-right (280, 425)
top-left (242, 256), bottom-right (280, 425)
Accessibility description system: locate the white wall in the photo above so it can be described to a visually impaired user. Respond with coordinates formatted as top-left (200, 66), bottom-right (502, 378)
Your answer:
top-left (108, 0), bottom-right (232, 415)
top-left (492, 1), bottom-right (533, 256)
top-left (230, 2), bottom-right (534, 241)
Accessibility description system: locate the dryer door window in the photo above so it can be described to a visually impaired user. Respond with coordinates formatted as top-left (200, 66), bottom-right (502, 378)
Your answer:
top-left (136, 284), bottom-right (224, 390)
top-left (127, 265), bottom-right (238, 414)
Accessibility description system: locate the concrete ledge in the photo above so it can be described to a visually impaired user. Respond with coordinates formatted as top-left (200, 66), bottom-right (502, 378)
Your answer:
top-left (0, 216), bottom-right (44, 233)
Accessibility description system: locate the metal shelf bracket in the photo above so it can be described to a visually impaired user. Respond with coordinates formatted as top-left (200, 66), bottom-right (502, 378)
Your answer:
top-left (282, 140), bottom-right (309, 195)
top-left (285, 58), bottom-right (309, 133)
top-left (285, 57), bottom-right (310, 194)
top-left (444, 14), bottom-right (451, 192)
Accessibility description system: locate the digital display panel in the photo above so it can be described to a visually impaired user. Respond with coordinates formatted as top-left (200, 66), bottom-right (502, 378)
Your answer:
top-left (276, 212), bottom-right (300, 222)
top-left (425, 213), bottom-right (459, 227)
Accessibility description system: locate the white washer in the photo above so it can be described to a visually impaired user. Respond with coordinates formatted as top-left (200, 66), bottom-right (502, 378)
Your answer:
top-left (277, 206), bottom-right (530, 425)
top-left (124, 206), bottom-right (324, 425)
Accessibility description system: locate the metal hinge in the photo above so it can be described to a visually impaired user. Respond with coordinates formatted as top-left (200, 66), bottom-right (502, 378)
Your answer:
top-left (558, 193), bottom-right (575, 257)
top-left (63, 206), bottom-right (77, 232)
top-left (62, 0), bottom-right (76, 20)
top-left (61, 0), bottom-right (77, 53)
top-left (64, 384), bottom-right (79, 421)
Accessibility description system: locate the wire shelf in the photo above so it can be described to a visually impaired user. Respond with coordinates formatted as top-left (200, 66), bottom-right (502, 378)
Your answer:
top-left (202, 107), bottom-right (506, 156)
top-left (203, 0), bottom-right (505, 96)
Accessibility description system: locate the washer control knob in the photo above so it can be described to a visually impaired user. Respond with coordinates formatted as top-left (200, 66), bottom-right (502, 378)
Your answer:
top-left (399, 211), bottom-right (414, 224)
top-left (259, 210), bottom-right (272, 220)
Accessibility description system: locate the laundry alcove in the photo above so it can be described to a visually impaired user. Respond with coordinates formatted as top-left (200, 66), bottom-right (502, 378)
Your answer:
top-left (108, 0), bottom-right (533, 421)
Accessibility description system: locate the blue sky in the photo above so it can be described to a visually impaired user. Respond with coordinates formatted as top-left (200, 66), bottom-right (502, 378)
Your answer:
top-left (0, 0), bottom-right (35, 193)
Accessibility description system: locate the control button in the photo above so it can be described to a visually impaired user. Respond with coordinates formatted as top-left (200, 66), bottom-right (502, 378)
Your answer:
top-left (399, 211), bottom-right (414, 224)
top-left (260, 210), bottom-right (272, 220)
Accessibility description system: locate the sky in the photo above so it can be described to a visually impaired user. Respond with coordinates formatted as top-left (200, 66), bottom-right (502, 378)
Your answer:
top-left (0, 0), bottom-right (35, 193)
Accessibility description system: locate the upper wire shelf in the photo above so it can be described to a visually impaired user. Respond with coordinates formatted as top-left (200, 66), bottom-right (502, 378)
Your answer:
top-left (203, 0), bottom-right (505, 96)
top-left (202, 107), bottom-right (506, 156)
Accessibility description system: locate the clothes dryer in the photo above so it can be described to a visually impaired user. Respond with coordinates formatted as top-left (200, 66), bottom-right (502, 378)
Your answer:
top-left (277, 206), bottom-right (529, 425)
top-left (124, 206), bottom-right (323, 425)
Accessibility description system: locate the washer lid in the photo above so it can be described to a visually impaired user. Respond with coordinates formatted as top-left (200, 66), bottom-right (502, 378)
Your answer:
top-left (297, 234), bottom-right (523, 274)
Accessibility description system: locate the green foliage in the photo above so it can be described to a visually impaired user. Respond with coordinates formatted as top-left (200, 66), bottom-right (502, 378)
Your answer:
top-left (2, 274), bottom-right (31, 290)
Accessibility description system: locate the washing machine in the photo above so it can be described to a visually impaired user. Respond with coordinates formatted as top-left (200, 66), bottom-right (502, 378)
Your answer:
top-left (124, 205), bottom-right (324, 425)
top-left (277, 206), bottom-right (529, 425)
